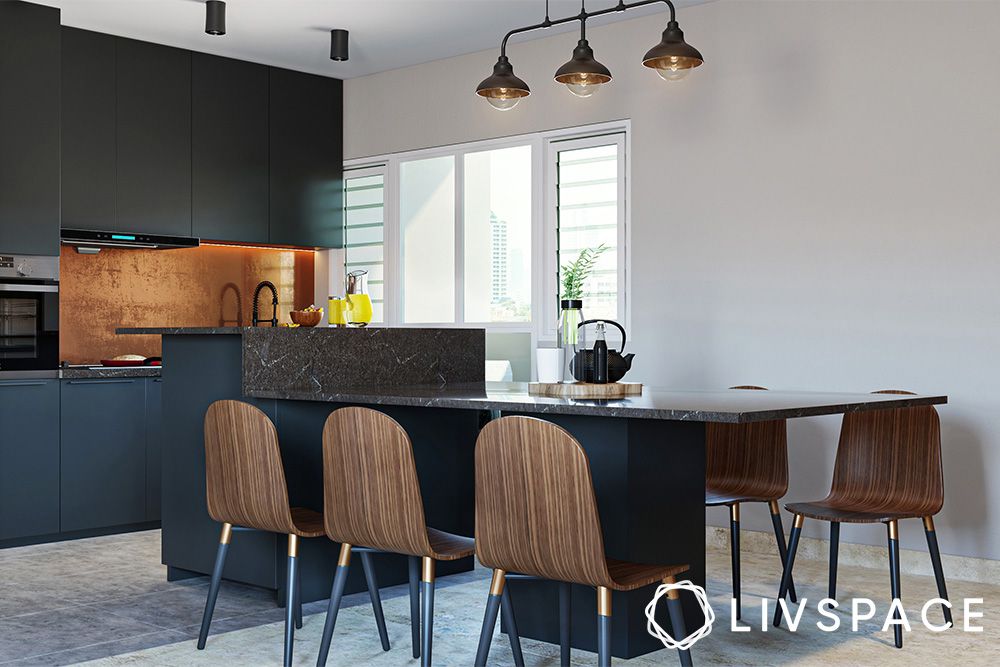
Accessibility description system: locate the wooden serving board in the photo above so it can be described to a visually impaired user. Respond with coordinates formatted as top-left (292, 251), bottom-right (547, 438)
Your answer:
top-left (528, 382), bottom-right (643, 399)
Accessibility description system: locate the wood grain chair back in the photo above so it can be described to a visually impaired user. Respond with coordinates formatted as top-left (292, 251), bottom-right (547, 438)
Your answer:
top-left (475, 415), bottom-right (613, 588)
top-left (827, 390), bottom-right (944, 516)
top-left (204, 400), bottom-right (297, 534)
top-left (322, 407), bottom-right (432, 557)
top-left (705, 386), bottom-right (789, 499)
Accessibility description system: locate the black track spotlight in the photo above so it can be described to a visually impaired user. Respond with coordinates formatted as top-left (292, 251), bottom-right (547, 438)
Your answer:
top-left (205, 0), bottom-right (225, 36)
top-left (330, 29), bottom-right (349, 61)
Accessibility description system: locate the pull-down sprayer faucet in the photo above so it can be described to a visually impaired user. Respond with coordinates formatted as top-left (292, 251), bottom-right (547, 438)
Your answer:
top-left (252, 281), bottom-right (278, 327)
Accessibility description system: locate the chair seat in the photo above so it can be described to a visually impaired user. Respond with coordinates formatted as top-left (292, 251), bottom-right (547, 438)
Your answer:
top-left (290, 507), bottom-right (326, 538)
top-left (706, 487), bottom-right (780, 506)
top-left (605, 559), bottom-right (689, 592)
top-left (427, 527), bottom-right (475, 561)
top-left (785, 500), bottom-right (927, 524)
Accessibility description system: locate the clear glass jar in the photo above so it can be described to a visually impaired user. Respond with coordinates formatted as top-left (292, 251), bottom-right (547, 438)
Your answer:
top-left (557, 299), bottom-right (584, 382)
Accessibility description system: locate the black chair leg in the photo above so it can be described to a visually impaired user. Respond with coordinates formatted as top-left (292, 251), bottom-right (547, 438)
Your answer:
top-left (420, 557), bottom-right (436, 667)
top-left (730, 503), bottom-right (741, 619)
top-left (923, 516), bottom-right (953, 626)
top-left (773, 514), bottom-right (803, 627)
top-left (500, 586), bottom-right (525, 667)
top-left (474, 570), bottom-right (505, 667)
top-left (294, 564), bottom-right (303, 629)
top-left (829, 521), bottom-right (840, 601)
top-left (768, 501), bottom-right (797, 603)
top-left (887, 521), bottom-right (903, 649)
top-left (559, 581), bottom-right (572, 667)
top-left (283, 535), bottom-right (299, 667)
top-left (666, 591), bottom-right (693, 667)
top-left (316, 544), bottom-right (352, 667)
top-left (197, 523), bottom-right (232, 649)
top-left (409, 555), bottom-right (421, 659)
top-left (597, 587), bottom-right (611, 667)
top-left (359, 550), bottom-right (391, 651)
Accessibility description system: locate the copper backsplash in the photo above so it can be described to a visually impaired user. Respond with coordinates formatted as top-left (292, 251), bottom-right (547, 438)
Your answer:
top-left (59, 244), bottom-right (315, 364)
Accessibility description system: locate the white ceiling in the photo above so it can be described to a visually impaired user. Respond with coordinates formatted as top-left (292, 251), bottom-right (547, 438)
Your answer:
top-left (33, 0), bottom-right (708, 79)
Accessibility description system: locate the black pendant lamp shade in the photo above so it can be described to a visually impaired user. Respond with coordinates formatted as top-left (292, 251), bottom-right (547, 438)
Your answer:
top-left (553, 38), bottom-right (611, 97)
top-left (330, 29), bottom-right (349, 61)
top-left (642, 20), bottom-right (703, 81)
top-left (476, 55), bottom-right (530, 111)
top-left (205, 0), bottom-right (225, 36)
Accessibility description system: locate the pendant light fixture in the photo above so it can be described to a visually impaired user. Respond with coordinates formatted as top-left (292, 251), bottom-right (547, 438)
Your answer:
top-left (330, 29), bottom-right (349, 61)
top-left (204, 0), bottom-right (225, 36)
top-left (553, 6), bottom-right (612, 98)
top-left (475, 0), bottom-right (704, 110)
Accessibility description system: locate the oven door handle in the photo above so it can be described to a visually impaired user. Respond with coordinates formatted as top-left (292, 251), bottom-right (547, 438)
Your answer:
top-left (0, 284), bottom-right (59, 292)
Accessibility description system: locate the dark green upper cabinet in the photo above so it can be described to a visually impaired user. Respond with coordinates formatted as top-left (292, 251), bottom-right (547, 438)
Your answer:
top-left (268, 68), bottom-right (343, 248)
top-left (116, 38), bottom-right (192, 236)
top-left (192, 54), bottom-right (269, 244)
top-left (0, 2), bottom-right (60, 255)
top-left (62, 27), bottom-right (116, 231)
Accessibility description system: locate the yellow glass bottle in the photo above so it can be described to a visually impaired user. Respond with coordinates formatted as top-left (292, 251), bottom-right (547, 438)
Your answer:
top-left (327, 297), bottom-right (348, 327)
top-left (345, 269), bottom-right (373, 327)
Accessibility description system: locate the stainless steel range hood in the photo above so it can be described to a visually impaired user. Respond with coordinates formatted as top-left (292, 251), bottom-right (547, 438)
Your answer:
top-left (61, 229), bottom-right (200, 251)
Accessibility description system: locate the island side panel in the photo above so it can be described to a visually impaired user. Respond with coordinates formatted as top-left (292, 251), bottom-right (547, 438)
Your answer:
top-left (502, 413), bottom-right (706, 659)
top-left (161, 333), bottom-right (278, 587)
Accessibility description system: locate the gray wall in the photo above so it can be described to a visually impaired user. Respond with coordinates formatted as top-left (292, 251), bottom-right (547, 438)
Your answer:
top-left (344, 1), bottom-right (1000, 560)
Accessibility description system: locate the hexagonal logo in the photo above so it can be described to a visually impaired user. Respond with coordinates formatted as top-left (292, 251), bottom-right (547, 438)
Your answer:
top-left (643, 580), bottom-right (716, 650)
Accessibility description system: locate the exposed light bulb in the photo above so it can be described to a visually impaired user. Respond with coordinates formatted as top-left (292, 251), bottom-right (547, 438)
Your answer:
top-left (655, 57), bottom-right (691, 81)
top-left (487, 95), bottom-right (520, 111)
top-left (566, 82), bottom-right (598, 98)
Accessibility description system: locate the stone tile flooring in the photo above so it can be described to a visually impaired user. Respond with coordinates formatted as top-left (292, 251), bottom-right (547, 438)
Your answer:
top-left (1, 530), bottom-right (997, 665)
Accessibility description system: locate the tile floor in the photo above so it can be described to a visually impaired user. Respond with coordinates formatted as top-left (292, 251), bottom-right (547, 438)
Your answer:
top-left (0, 530), bottom-right (997, 666)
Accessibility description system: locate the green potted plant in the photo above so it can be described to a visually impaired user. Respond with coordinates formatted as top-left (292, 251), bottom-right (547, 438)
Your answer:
top-left (558, 244), bottom-right (608, 380)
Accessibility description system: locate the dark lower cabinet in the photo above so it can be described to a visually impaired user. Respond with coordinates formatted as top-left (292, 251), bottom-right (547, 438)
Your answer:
top-left (0, 1), bottom-right (61, 255)
top-left (60, 378), bottom-right (147, 532)
top-left (0, 379), bottom-right (60, 541)
top-left (146, 378), bottom-right (163, 521)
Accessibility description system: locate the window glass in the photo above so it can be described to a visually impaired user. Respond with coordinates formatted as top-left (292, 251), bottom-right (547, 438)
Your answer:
top-left (344, 173), bottom-right (385, 323)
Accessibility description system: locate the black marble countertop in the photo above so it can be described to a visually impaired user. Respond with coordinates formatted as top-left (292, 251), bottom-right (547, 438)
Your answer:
top-left (61, 366), bottom-right (162, 379)
top-left (117, 327), bottom-right (244, 335)
top-left (244, 382), bottom-right (947, 423)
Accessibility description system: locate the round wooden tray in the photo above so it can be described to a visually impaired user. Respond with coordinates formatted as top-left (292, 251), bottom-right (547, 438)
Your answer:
top-left (527, 382), bottom-right (643, 399)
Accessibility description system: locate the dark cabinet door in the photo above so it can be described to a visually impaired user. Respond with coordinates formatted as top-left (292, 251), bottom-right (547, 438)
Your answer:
top-left (61, 378), bottom-right (147, 532)
top-left (116, 38), bottom-right (192, 236)
top-left (0, 379), bottom-right (60, 541)
top-left (0, 2), bottom-right (61, 255)
top-left (146, 377), bottom-right (163, 521)
top-left (62, 28), bottom-right (117, 231)
top-left (268, 68), bottom-right (343, 248)
top-left (192, 54), bottom-right (269, 243)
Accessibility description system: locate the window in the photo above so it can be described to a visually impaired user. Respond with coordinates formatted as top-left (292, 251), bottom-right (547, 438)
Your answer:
top-left (343, 167), bottom-right (386, 323)
top-left (344, 122), bottom-right (628, 338)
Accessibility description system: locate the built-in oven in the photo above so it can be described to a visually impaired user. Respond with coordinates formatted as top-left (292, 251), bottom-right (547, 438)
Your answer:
top-left (0, 255), bottom-right (59, 378)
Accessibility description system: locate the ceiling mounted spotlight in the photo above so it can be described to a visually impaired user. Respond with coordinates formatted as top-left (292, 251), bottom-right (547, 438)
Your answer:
top-left (475, 0), bottom-right (704, 110)
top-left (553, 12), bottom-right (612, 98)
top-left (330, 29), bottom-right (349, 61)
top-left (205, 0), bottom-right (225, 36)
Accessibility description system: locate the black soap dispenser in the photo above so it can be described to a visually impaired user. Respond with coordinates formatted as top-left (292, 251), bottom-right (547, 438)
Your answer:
top-left (593, 322), bottom-right (609, 384)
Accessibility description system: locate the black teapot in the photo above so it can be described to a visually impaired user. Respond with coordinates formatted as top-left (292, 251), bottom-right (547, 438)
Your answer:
top-left (570, 319), bottom-right (635, 383)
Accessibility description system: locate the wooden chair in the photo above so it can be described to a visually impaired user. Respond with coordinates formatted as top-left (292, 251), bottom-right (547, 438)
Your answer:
top-left (316, 406), bottom-right (486, 667)
top-left (706, 385), bottom-right (796, 619)
top-left (773, 391), bottom-right (951, 649)
top-left (474, 415), bottom-right (693, 667)
top-left (197, 400), bottom-right (391, 667)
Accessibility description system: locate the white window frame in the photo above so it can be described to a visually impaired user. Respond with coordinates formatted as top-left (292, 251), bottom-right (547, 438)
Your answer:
top-left (343, 163), bottom-right (390, 324)
top-left (343, 119), bottom-right (630, 342)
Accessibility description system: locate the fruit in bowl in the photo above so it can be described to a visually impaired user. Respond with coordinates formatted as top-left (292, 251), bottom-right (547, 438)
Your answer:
top-left (290, 306), bottom-right (323, 327)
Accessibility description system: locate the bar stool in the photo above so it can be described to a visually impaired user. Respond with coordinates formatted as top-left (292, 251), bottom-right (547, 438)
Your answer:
top-left (315, 406), bottom-right (487, 667)
top-left (706, 385), bottom-right (796, 619)
top-left (473, 415), bottom-right (694, 667)
top-left (773, 391), bottom-right (951, 649)
top-left (197, 400), bottom-right (391, 667)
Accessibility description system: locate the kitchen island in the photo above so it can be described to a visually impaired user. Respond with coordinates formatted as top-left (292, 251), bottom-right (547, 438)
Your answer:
top-left (122, 326), bottom-right (947, 659)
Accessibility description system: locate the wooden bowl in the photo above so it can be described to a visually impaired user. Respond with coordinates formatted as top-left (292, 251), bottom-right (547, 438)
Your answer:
top-left (290, 310), bottom-right (322, 327)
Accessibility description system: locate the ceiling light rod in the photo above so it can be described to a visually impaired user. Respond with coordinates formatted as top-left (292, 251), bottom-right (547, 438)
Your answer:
top-left (496, 0), bottom-right (674, 58)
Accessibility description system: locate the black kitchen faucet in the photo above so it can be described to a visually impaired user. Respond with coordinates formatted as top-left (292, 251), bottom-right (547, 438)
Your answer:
top-left (251, 281), bottom-right (278, 327)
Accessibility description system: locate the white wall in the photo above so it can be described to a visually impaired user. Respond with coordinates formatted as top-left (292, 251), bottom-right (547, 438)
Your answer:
top-left (344, 1), bottom-right (1000, 560)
